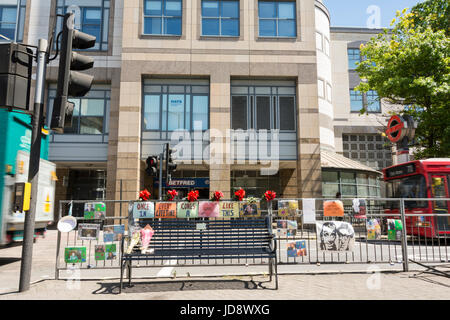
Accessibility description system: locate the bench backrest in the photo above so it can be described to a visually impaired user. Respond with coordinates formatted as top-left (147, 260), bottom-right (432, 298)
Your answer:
top-left (134, 217), bottom-right (273, 251)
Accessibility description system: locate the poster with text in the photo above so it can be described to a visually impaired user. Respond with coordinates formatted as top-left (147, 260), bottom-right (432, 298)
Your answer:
top-left (64, 247), bottom-right (86, 264)
top-left (239, 202), bottom-right (261, 217)
top-left (219, 201), bottom-right (240, 218)
top-left (302, 198), bottom-right (316, 224)
top-left (199, 201), bottom-right (220, 218)
top-left (177, 201), bottom-right (199, 218)
top-left (155, 202), bottom-right (177, 219)
top-left (316, 221), bottom-right (355, 251)
top-left (77, 223), bottom-right (100, 241)
top-left (323, 200), bottom-right (344, 217)
top-left (367, 219), bottom-right (381, 240)
top-left (95, 245), bottom-right (105, 261)
top-left (133, 201), bottom-right (155, 219)
top-left (278, 200), bottom-right (298, 217)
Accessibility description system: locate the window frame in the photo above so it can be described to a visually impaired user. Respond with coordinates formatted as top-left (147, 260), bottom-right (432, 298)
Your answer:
top-left (201, 0), bottom-right (240, 37)
top-left (231, 84), bottom-right (297, 132)
top-left (54, 0), bottom-right (110, 52)
top-left (258, 0), bottom-right (297, 38)
top-left (0, 1), bottom-right (26, 43)
top-left (347, 48), bottom-right (361, 70)
top-left (143, 0), bottom-right (183, 36)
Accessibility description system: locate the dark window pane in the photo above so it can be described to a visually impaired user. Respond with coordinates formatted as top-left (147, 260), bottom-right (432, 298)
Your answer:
top-left (259, 19), bottom-right (276, 36)
top-left (278, 19), bottom-right (296, 37)
top-left (144, 17), bottom-right (162, 34)
top-left (259, 2), bottom-right (276, 18)
top-left (164, 17), bottom-right (181, 35)
top-left (232, 96), bottom-right (247, 130)
top-left (202, 18), bottom-right (220, 35)
top-left (145, 0), bottom-right (163, 15)
top-left (80, 117), bottom-right (103, 134)
top-left (164, 0), bottom-right (182, 16)
top-left (256, 96), bottom-right (271, 130)
top-left (64, 116), bottom-right (80, 134)
top-left (202, 0), bottom-right (220, 17)
top-left (221, 1), bottom-right (239, 18)
top-left (221, 18), bottom-right (239, 36)
top-left (279, 96), bottom-right (295, 130)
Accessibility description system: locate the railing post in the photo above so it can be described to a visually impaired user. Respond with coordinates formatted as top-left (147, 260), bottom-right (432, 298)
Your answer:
top-left (54, 201), bottom-right (63, 280)
top-left (400, 198), bottom-right (409, 272)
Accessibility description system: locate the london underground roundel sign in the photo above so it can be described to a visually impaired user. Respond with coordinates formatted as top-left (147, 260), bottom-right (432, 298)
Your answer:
top-left (386, 115), bottom-right (406, 143)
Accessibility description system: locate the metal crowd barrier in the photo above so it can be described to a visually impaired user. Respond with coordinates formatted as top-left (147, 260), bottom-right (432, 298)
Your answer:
top-left (55, 197), bottom-right (450, 279)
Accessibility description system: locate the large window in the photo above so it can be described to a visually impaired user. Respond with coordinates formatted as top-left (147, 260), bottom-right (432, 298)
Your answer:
top-left (348, 48), bottom-right (360, 70)
top-left (342, 134), bottom-right (393, 170)
top-left (350, 89), bottom-right (381, 113)
top-left (143, 80), bottom-right (209, 132)
top-left (258, 1), bottom-right (296, 37)
top-left (0, 0), bottom-right (26, 43)
top-left (47, 86), bottom-right (110, 138)
top-left (322, 169), bottom-right (381, 198)
top-left (55, 0), bottom-right (110, 51)
top-left (231, 83), bottom-right (296, 131)
top-left (201, 0), bottom-right (239, 36)
top-left (143, 0), bottom-right (182, 36)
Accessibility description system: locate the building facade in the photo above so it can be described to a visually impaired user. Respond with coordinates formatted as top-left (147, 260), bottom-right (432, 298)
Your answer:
top-left (1, 0), bottom-right (392, 217)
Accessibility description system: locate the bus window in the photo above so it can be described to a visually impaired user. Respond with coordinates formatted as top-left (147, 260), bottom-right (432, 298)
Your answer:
top-left (386, 174), bottom-right (427, 208)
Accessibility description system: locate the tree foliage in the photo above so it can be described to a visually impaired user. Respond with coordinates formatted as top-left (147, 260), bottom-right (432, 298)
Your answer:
top-left (355, 0), bottom-right (450, 159)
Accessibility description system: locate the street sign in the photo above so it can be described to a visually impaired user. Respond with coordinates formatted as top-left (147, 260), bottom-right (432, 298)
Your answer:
top-left (386, 115), bottom-right (406, 143)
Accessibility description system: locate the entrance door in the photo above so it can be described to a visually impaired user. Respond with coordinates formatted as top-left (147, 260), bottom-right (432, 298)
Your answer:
top-left (430, 175), bottom-right (450, 233)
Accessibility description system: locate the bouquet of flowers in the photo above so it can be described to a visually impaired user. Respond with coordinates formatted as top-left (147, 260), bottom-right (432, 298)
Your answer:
top-left (234, 188), bottom-right (246, 201)
top-left (187, 190), bottom-right (200, 202)
top-left (167, 189), bottom-right (178, 201)
top-left (263, 190), bottom-right (276, 202)
top-left (211, 190), bottom-right (224, 202)
top-left (139, 189), bottom-right (151, 201)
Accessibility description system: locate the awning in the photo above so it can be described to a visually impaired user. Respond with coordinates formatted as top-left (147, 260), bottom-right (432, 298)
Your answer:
top-left (321, 150), bottom-right (382, 175)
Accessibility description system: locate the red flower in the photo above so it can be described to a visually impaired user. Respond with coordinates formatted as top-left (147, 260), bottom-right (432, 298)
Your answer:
top-left (234, 188), bottom-right (246, 201)
top-left (187, 190), bottom-right (199, 202)
top-left (139, 189), bottom-right (151, 201)
top-left (212, 191), bottom-right (224, 201)
top-left (167, 189), bottom-right (178, 201)
top-left (264, 190), bottom-right (276, 202)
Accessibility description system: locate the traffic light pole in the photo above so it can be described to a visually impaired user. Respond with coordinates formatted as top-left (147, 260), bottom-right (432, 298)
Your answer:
top-left (19, 39), bottom-right (48, 292)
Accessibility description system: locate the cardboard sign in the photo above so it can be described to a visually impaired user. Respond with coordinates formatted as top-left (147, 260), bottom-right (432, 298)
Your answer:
top-left (155, 202), bottom-right (177, 218)
top-left (323, 200), bottom-right (344, 217)
top-left (198, 201), bottom-right (220, 218)
top-left (302, 198), bottom-right (316, 224)
top-left (219, 201), bottom-right (240, 218)
top-left (177, 201), bottom-right (199, 218)
top-left (133, 201), bottom-right (155, 219)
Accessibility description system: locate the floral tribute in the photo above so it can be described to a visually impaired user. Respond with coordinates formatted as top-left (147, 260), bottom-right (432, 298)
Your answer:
top-left (263, 190), bottom-right (277, 202)
top-left (234, 188), bottom-right (246, 201)
top-left (187, 190), bottom-right (200, 202)
top-left (167, 189), bottom-right (178, 201)
top-left (211, 190), bottom-right (224, 202)
top-left (139, 189), bottom-right (151, 201)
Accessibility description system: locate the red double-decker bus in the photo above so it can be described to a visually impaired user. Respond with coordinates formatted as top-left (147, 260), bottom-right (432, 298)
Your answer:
top-left (383, 159), bottom-right (450, 238)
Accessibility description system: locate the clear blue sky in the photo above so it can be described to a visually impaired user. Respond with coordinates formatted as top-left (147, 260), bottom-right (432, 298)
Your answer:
top-left (323, 0), bottom-right (425, 28)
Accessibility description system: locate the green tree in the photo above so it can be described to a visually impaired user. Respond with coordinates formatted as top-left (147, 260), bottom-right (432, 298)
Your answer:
top-left (355, 0), bottom-right (450, 159)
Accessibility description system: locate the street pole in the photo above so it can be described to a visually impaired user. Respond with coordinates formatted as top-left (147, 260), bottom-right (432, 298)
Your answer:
top-left (159, 153), bottom-right (163, 200)
top-left (19, 38), bottom-right (48, 292)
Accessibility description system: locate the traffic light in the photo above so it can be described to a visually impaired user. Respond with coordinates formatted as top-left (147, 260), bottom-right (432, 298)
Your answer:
top-left (146, 156), bottom-right (158, 177)
top-left (50, 12), bottom-right (96, 133)
top-left (165, 145), bottom-right (177, 181)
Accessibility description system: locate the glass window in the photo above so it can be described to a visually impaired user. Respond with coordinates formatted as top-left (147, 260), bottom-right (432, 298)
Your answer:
top-left (0, 1), bottom-right (25, 43)
top-left (367, 90), bottom-right (381, 112)
top-left (318, 80), bottom-right (325, 98)
top-left (231, 96), bottom-right (247, 130)
top-left (324, 37), bottom-right (330, 56)
top-left (350, 90), bottom-right (363, 112)
top-left (348, 48), bottom-right (360, 70)
top-left (55, 1), bottom-right (110, 51)
top-left (202, 0), bottom-right (239, 36)
top-left (258, 1), bottom-right (296, 38)
top-left (192, 96), bottom-right (209, 131)
top-left (144, 0), bottom-right (182, 35)
top-left (315, 32), bottom-right (323, 51)
top-left (279, 96), bottom-right (295, 131)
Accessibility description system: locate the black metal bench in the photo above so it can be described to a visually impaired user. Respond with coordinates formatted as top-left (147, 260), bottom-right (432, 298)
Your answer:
top-left (119, 217), bottom-right (278, 292)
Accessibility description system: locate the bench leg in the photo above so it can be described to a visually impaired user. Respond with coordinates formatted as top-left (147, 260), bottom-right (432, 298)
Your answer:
top-left (128, 261), bottom-right (132, 286)
top-left (274, 258), bottom-right (279, 290)
top-left (269, 258), bottom-right (273, 281)
top-left (119, 260), bottom-right (125, 293)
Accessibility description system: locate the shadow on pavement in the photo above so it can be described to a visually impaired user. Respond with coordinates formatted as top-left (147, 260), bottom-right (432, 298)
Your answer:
top-left (92, 277), bottom-right (275, 295)
top-left (0, 257), bottom-right (21, 266)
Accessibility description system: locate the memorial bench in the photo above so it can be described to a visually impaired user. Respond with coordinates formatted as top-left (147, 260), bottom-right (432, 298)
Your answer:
top-left (119, 217), bottom-right (278, 292)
